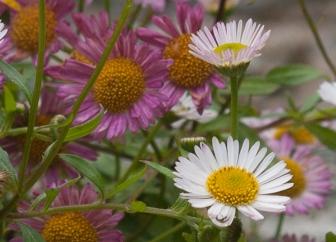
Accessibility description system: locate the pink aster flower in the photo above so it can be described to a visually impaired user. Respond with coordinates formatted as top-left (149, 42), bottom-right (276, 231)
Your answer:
top-left (134, 0), bottom-right (166, 12)
top-left (137, 1), bottom-right (225, 113)
top-left (1, 0), bottom-right (74, 59)
top-left (269, 135), bottom-right (332, 215)
top-left (12, 184), bottom-right (124, 242)
top-left (46, 12), bottom-right (171, 139)
top-left (0, 87), bottom-right (97, 180)
top-left (271, 234), bottom-right (316, 242)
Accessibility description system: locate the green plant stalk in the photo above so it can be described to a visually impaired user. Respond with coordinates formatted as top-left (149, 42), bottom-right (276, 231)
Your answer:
top-left (104, 0), bottom-right (111, 22)
top-left (78, 0), bottom-right (85, 12)
top-left (0, 0), bottom-right (134, 220)
top-left (17, 0), bottom-right (46, 192)
top-left (297, 0), bottom-right (336, 77)
top-left (148, 222), bottom-right (186, 242)
top-left (120, 121), bottom-right (162, 181)
top-left (9, 203), bottom-right (196, 223)
top-left (230, 76), bottom-right (238, 139)
top-left (274, 213), bottom-right (285, 240)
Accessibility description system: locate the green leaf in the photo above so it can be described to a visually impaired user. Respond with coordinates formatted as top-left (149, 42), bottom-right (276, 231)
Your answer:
top-left (130, 201), bottom-right (147, 213)
top-left (197, 115), bottom-right (230, 133)
top-left (64, 109), bottom-right (104, 142)
top-left (106, 166), bottom-right (146, 198)
top-left (171, 197), bottom-right (191, 215)
top-left (305, 124), bottom-right (336, 149)
top-left (326, 232), bottom-right (336, 242)
top-left (224, 76), bottom-right (279, 96)
top-left (300, 93), bottom-right (320, 113)
top-left (0, 147), bottom-right (17, 184)
top-left (142, 160), bottom-right (174, 179)
top-left (19, 223), bottom-right (45, 242)
top-left (267, 64), bottom-right (322, 86)
top-left (3, 86), bottom-right (16, 113)
top-left (0, 60), bottom-right (32, 102)
top-left (60, 154), bottom-right (105, 197)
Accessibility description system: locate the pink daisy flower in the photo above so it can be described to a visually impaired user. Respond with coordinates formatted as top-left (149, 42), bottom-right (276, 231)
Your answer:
top-left (46, 12), bottom-right (171, 139)
top-left (12, 184), bottom-right (124, 242)
top-left (134, 0), bottom-right (166, 12)
top-left (0, 87), bottom-right (97, 180)
top-left (269, 135), bottom-right (332, 215)
top-left (137, 1), bottom-right (225, 113)
top-left (271, 234), bottom-right (315, 242)
top-left (1, 0), bottom-right (74, 58)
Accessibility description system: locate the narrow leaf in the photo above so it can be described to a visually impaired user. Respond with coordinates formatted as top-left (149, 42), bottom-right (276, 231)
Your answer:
top-left (60, 154), bottom-right (105, 196)
top-left (3, 86), bottom-right (16, 113)
top-left (305, 124), bottom-right (336, 149)
top-left (267, 64), bottom-right (322, 86)
top-left (64, 109), bottom-right (104, 142)
top-left (142, 160), bottom-right (174, 179)
top-left (0, 60), bottom-right (32, 102)
top-left (107, 166), bottom-right (146, 198)
top-left (19, 223), bottom-right (45, 242)
top-left (0, 147), bottom-right (17, 184)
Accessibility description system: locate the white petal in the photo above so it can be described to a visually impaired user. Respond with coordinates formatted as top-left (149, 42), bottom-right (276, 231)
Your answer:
top-left (238, 205), bottom-right (264, 221)
top-left (189, 198), bottom-right (215, 208)
top-left (256, 195), bottom-right (290, 204)
top-left (252, 201), bottom-right (286, 213)
top-left (259, 183), bottom-right (294, 194)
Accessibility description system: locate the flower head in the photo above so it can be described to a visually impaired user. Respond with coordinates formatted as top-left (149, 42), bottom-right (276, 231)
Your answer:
top-left (270, 135), bottom-right (332, 215)
top-left (137, 1), bottom-right (225, 113)
top-left (318, 81), bottom-right (336, 106)
top-left (13, 184), bottom-right (124, 242)
top-left (46, 12), bottom-right (170, 139)
top-left (198, 0), bottom-right (240, 12)
top-left (189, 19), bottom-right (270, 68)
top-left (2, 0), bottom-right (74, 56)
top-left (171, 94), bottom-right (218, 128)
top-left (0, 88), bottom-right (97, 179)
top-left (174, 136), bottom-right (293, 227)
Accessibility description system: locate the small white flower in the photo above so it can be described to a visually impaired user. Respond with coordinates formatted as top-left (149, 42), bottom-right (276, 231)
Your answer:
top-left (0, 20), bottom-right (7, 43)
top-left (171, 94), bottom-right (217, 128)
top-left (318, 81), bottom-right (336, 106)
top-left (173, 137), bottom-right (292, 227)
top-left (189, 19), bottom-right (270, 67)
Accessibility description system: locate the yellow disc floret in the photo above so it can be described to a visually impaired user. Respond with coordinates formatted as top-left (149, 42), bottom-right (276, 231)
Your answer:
top-left (93, 58), bottom-right (145, 113)
top-left (42, 212), bottom-right (98, 242)
top-left (10, 5), bottom-right (57, 53)
top-left (206, 167), bottom-right (259, 206)
top-left (214, 42), bottom-right (247, 54)
top-left (164, 34), bottom-right (214, 89)
top-left (274, 125), bottom-right (316, 145)
top-left (278, 158), bottom-right (306, 198)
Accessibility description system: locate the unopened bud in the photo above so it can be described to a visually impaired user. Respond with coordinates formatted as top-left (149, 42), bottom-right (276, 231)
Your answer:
top-left (180, 137), bottom-right (206, 152)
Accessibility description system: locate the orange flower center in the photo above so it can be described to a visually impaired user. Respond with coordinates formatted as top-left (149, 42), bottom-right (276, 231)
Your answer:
top-left (10, 5), bottom-right (57, 53)
top-left (163, 34), bottom-right (214, 89)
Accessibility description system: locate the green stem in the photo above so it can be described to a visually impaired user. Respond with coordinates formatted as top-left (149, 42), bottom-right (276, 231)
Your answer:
top-left (120, 121), bottom-right (162, 181)
top-left (230, 76), bottom-right (238, 139)
top-left (298, 0), bottom-right (336, 77)
top-left (128, 4), bottom-right (142, 28)
top-left (78, 0), bottom-right (85, 12)
top-left (274, 213), bottom-right (285, 240)
top-left (148, 222), bottom-right (186, 242)
top-left (0, 0), bottom-right (133, 220)
top-left (9, 203), bottom-right (197, 223)
top-left (215, 0), bottom-right (227, 23)
top-left (103, 0), bottom-right (111, 23)
top-left (17, 0), bottom-right (46, 192)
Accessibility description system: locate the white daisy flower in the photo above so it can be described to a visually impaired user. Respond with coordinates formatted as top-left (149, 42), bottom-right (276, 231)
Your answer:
top-left (172, 94), bottom-right (218, 128)
top-left (0, 20), bottom-right (7, 42)
top-left (318, 81), bottom-right (336, 106)
top-left (189, 19), bottom-right (270, 67)
top-left (173, 137), bottom-right (293, 227)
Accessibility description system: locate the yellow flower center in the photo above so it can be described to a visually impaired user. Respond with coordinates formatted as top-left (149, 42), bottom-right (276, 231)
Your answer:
top-left (274, 125), bottom-right (316, 145)
top-left (206, 167), bottom-right (259, 206)
top-left (41, 212), bottom-right (98, 242)
top-left (278, 158), bottom-right (306, 198)
top-left (93, 58), bottom-right (145, 113)
top-left (10, 5), bottom-right (57, 53)
top-left (214, 42), bottom-right (247, 54)
top-left (163, 34), bottom-right (214, 89)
